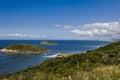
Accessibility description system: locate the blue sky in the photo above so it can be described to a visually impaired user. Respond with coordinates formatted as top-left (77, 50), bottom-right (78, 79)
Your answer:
top-left (0, 0), bottom-right (120, 40)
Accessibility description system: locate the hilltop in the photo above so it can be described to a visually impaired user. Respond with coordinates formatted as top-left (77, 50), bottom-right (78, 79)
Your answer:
top-left (0, 41), bottom-right (120, 80)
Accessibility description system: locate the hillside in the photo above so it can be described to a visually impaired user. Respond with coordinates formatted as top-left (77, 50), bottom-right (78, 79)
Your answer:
top-left (0, 41), bottom-right (120, 80)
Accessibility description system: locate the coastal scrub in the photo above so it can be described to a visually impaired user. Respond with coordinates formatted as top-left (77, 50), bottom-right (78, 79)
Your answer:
top-left (0, 44), bottom-right (49, 54)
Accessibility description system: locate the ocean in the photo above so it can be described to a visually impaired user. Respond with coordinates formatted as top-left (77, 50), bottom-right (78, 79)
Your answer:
top-left (0, 40), bottom-right (110, 75)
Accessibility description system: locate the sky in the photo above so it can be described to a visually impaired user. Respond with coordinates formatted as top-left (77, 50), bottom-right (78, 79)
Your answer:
top-left (0, 0), bottom-right (120, 40)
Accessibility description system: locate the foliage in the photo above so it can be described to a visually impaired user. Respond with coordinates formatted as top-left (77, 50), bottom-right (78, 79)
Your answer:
top-left (6, 44), bottom-right (48, 53)
top-left (38, 41), bottom-right (120, 75)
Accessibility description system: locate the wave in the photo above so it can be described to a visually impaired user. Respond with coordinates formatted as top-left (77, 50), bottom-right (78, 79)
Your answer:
top-left (43, 53), bottom-right (61, 58)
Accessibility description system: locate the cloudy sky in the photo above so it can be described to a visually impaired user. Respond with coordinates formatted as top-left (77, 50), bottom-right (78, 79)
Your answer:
top-left (0, 0), bottom-right (120, 40)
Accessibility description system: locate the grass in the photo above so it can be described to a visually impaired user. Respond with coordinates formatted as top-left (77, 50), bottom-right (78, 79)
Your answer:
top-left (1, 65), bottom-right (120, 80)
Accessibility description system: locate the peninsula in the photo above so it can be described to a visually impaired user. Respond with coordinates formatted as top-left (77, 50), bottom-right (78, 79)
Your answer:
top-left (0, 44), bottom-right (49, 54)
top-left (40, 41), bottom-right (57, 45)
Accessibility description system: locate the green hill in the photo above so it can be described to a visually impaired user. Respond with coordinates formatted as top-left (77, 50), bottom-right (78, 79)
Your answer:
top-left (0, 41), bottom-right (120, 80)
top-left (4, 44), bottom-right (49, 53)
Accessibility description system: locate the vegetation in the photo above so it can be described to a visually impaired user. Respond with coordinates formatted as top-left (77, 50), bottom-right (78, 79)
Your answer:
top-left (40, 41), bottom-right (57, 45)
top-left (6, 44), bottom-right (49, 53)
top-left (0, 41), bottom-right (120, 80)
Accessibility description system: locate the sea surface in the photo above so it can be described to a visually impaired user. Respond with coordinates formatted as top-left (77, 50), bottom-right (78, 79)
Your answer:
top-left (0, 40), bottom-right (111, 75)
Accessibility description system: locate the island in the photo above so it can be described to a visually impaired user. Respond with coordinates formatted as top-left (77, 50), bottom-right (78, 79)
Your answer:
top-left (40, 41), bottom-right (57, 45)
top-left (0, 44), bottom-right (50, 54)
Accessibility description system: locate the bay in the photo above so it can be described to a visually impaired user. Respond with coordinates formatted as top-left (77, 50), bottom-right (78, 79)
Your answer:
top-left (0, 40), bottom-right (110, 75)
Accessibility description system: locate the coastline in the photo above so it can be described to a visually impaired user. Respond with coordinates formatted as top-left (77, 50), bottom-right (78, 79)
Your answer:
top-left (0, 48), bottom-right (18, 53)
top-left (0, 48), bottom-right (51, 54)
top-left (56, 53), bottom-right (72, 57)
top-left (0, 40), bottom-right (110, 76)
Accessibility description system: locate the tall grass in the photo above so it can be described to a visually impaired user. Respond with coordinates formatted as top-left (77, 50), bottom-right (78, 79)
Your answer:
top-left (1, 65), bottom-right (120, 80)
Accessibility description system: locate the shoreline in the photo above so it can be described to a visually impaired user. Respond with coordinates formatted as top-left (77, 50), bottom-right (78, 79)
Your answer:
top-left (0, 48), bottom-right (51, 54)
top-left (56, 53), bottom-right (72, 57)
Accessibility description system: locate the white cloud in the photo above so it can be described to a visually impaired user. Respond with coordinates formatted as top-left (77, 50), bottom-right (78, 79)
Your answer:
top-left (71, 29), bottom-right (93, 36)
top-left (54, 24), bottom-right (61, 27)
top-left (41, 35), bottom-right (45, 37)
top-left (7, 33), bottom-right (28, 37)
top-left (63, 25), bottom-right (75, 29)
top-left (54, 24), bottom-right (76, 29)
top-left (71, 22), bottom-right (120, 39)
top-left (0, 33), bottom-right (45, 38)
top-left (53, 22), bottom-right (120, 40)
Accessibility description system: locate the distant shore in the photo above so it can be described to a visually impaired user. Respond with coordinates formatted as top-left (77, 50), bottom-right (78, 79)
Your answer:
top-left (40, 41), bottom-right (57, 45)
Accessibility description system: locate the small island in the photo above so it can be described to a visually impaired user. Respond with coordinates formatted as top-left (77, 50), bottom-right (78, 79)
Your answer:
top-left (40, 41), bottom-right (57, 45)
top-left (0, 44), bottom-right (50, 54)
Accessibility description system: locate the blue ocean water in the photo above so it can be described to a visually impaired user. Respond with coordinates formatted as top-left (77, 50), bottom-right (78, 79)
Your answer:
top-left (0, 40), bottom-right (110, 75)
